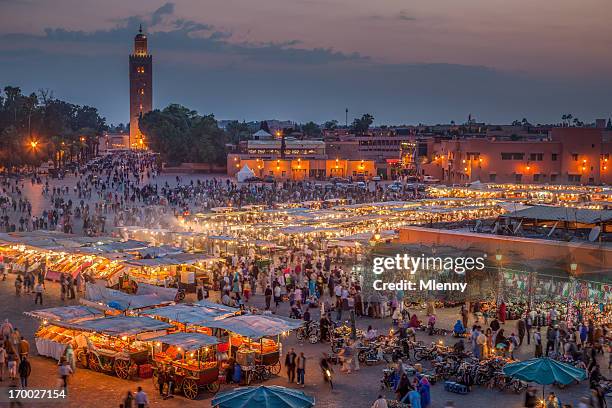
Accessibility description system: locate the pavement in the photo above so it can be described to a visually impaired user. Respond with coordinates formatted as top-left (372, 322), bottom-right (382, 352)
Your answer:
top-left (0, 273), bottom-right (608, 408)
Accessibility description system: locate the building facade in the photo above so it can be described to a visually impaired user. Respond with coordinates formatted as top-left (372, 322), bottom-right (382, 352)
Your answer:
top-left (128, 26), bottom-right (152, 148)
top-left (420, 127), bottom-right (612, 184)
top-left (227, 136), bottom-right (375, 180)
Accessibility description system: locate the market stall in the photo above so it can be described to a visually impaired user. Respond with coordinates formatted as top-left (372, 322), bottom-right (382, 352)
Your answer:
top-left (206, 315), bottom-right (303, 375)
top-left (27, 305), bottom-right (104, 360)
top-left (67, 315), bottom-right (173, 379)
top-left (149, 332), bottom-right (220, 399)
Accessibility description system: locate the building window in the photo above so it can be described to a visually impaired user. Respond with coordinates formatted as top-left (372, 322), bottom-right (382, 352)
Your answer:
top-left (551, 153), bottom-right (558, 161)
top-left (466, 152), bottom-right (480, 160)
top-left (137, 66), bottom-right (145, 74)
top-left (501, 153), bottom-right (525, 160)
top-left (140, 89), bottom-right (145, 95)
top-left (533, 174), bottom-right (541, 182)
top-left (514, 173), bottom-right (522, 183)
top-left (489, 174), bottom-right (496, 182)
top-left (529, 153), bottom-right (543, 161)
top-left (568, 174), bottom-right (581, 182)
top-left (571, 153), bottom-right (579, 161)
top-left (550, 174), bottom-right (558, 182)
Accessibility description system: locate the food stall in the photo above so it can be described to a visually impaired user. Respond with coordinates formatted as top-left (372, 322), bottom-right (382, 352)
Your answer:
top-left (67, 316), bottom-right (173, 379)
top-left (206, 315), bottom-right (303, 377)
top-left (26, 305), bottom-right (104, 360)
top-left (141, 303), bottom-right (238, 335)
top-left (149, 332), bottom-right (220, 399)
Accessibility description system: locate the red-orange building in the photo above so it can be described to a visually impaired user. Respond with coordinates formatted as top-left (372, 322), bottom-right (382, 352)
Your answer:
top-left (420, 127), bottom-right (612, 184)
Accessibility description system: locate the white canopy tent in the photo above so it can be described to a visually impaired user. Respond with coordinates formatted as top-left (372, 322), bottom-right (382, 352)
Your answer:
top-left (236, 165), bottom-right (256, 182)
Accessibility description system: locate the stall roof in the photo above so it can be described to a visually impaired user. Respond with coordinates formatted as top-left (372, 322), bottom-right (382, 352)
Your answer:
top-left (142, 304), bottom-right (234, 325)
top-left (24, 305), bottom-right (103, 322)
top-left (501, 205), bottom-right (612, 224)
top-left (148, 332), bottom-right (219, 350)
top-left (65, 316), bottom-right (172, 337)
top-left (195, 300), bottom-right (240, 314)
top-left (206, 314), bottom-right (302, 339)
top-left (95, 240), bottom-right (150, 252)
top-left (85, 283), bottom-right (175, 310)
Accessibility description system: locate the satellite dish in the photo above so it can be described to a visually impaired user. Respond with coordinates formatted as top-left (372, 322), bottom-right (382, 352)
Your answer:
top-left (588, 226), bottom-right (601, 242)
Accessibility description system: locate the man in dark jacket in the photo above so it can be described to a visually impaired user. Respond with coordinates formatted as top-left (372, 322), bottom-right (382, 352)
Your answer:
top-left (285, 348), bottom-right (297, 383)
top-left (18, 356), bottom-right (31, 388)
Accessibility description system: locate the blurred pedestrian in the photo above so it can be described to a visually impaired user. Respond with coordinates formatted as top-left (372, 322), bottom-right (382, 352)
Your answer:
top-left (18, 356), bottom-right (30, 388)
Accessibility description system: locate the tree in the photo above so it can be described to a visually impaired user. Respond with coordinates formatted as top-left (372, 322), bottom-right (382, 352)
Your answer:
top-left (301, 121), bottom-right (321, 138)
top-left (351, 113), bottom-right (374, 134)
top-left (140, 104), bottom-right (228, 165)
top-left (323, 120), bottom-right (338, 130)
top-left (225, 120), bottom-right (251, 143)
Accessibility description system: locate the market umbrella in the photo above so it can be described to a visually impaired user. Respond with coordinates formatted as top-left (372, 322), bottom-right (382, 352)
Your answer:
top-left (211, 385), bottom-right (315, 408)
top-left (502, 357), bottom-right (587, 399)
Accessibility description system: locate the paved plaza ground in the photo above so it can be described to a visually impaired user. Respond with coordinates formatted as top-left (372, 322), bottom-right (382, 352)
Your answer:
top-left (0, 273), bottom-right (608, 408)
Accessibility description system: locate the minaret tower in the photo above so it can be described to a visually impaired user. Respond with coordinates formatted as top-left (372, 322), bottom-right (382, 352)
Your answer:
top-left (129, 24), bottom-right (152, 148)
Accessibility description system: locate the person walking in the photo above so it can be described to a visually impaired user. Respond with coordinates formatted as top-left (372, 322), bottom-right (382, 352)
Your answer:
top-left (265, 285), bottom-right (272, 310)
top-left (18, 356), bottom-right (30, 388)
top-left (0, 344), bottom-right (6, 382)
top-left (34, 282), bottom-right (43, 305)
top-left (7, 351), bottom-right (18, 380)
top-left (296, 351), bottom-right (306, 387)
top-left (517, 318), bottom-right (526, 346)
top-left (135, 386), bottom-right (149, 408)
top-left (18, 337), bottom-right (29, 359)
top-left (534, 328), bottom-right (543, 358)
top-left (285, 347), bottom-right (297, 383)
top-left (58, 358), bottom-right (73, 389)
top-left (123, 391), bottom-right (134, 408)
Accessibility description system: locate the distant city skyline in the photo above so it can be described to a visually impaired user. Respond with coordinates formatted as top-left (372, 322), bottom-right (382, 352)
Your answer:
top-left (1, 0), bottom-right (611, 125)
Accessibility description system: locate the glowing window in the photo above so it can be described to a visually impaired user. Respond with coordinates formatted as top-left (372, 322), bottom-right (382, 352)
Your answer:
top-left (137, 67), bottom-right (145, 74)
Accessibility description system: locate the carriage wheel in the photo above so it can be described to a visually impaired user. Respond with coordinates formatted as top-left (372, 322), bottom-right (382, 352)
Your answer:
top-left (88, 353), bottom-right (101, 372)
top-left (206, 381), bottom-right (220, 394)
top-left (270, 361), bottom-right (281, 375)
top-left (114, 359), bottom-right (130, 379)
top-left (182, 378), bottom-right (199, 400)
top-left (76, 350), bottom-right (88, 368)
top-left (308, 330), bottom-right (320, 344)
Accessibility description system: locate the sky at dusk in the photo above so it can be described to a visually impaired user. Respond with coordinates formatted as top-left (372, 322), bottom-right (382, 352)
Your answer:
top-left (0, 0), bottom-right (611, 125)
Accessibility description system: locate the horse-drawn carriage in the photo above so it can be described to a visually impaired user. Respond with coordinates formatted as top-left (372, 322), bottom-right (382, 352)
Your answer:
top-left (149, 332), bottom-right (221, 399)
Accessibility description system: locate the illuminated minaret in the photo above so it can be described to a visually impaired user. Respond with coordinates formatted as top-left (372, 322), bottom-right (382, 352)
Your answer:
top-left (129, 24), bottom-right (152, 148)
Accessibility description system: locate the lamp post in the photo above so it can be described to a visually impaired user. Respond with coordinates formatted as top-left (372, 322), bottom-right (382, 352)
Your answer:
top-left (567, 262), bottom-right (578, 328)
top-left (495, 252), bottom-right (503, 306)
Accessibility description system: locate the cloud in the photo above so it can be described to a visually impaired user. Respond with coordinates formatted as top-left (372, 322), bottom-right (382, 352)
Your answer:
top-left (0, 2), bottom-right (366, 65)
top-left (398, 10), bottom-right (417, 21)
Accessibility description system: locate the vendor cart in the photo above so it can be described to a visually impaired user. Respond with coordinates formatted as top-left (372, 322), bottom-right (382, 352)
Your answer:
top-left (207, 314), bottom-right (303, 378)
top-left (148, 332), bottom-right (221, 399)
top-left (64, 316), bottom-right (172, 379)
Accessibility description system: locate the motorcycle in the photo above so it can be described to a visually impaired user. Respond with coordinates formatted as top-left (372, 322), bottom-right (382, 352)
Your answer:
top-left (296, 322), bottom-right (320, 344)
top-left (322, 366), bottom-right (334, 389)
